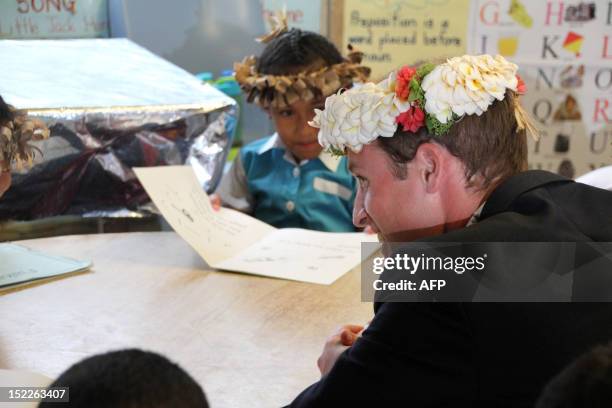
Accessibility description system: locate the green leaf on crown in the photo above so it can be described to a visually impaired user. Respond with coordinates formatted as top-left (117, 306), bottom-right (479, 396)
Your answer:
top-left (327, 146), bottom-right (346, 157)
top-left (408, 78), bottom-right (424, 103)
top-left (416, 63), bottom-right (436, 79)
top-left (426, 114), bottom-right (455, 136)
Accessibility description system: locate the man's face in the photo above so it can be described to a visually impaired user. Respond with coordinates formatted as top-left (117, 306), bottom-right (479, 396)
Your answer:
top-left (270, 98), bottom-right (325, 161)
top-left (348, 143), bottom-right (444, 241)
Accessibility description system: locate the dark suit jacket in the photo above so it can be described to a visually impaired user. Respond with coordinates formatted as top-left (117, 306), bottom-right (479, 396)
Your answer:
top-left (289, 171), bottom-right (612, 407)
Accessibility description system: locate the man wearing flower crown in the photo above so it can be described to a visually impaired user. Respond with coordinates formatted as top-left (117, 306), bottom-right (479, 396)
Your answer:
top-left (287, 55), bottom-right (612, 407)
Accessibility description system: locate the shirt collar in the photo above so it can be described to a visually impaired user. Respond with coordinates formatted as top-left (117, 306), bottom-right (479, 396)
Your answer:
top-left (257, 132), bottom-right (341, 172)
top-left (318, 151), bottom-right (341, 172)
top-left (466, 202), bottom-right (486, 227)
top-left (257, 132), bottom-right (284, 154)
top-left (480, 170), bottom-right (570, 219)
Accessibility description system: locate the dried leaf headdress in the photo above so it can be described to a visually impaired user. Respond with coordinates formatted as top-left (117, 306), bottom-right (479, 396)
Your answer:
top-left (234, 10), bottom-right (371, 109)
top-left (0, 103), bottom-right (50, 170)
top-left (256, 6), bottom-right (289, 44)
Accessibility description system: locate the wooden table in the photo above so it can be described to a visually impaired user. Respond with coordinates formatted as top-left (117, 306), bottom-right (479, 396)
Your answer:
top-left (0, 232), bottom-right (373, 407)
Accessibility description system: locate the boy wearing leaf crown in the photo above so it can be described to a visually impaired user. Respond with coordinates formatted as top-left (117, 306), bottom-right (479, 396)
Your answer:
top-left (211, 16), bottom-right (370, 232)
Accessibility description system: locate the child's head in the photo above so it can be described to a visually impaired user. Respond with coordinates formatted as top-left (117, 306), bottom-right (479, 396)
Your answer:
top-left (536, 342), bottom-right (612, 408)
top-left (0, 95), bottom-right (13, 125)
top-left (256, 28), bottom-right (344, 75)
top-left (0, 95), bottom-right (14, 196)
top-left (38, 349), bottom-right (209, 408)
top-left (0, 95), bottom-right (49, 171)
top-left (235, 27), bottom-right (369, 160)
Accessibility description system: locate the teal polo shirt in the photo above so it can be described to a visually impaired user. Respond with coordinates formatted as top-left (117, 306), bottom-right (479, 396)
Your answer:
top-left (216, 134), bottom-right (357, 232)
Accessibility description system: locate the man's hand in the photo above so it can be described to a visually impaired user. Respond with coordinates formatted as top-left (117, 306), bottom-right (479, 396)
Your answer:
top-left (209, 193), bottom-right (222, 211)
top-left (317, 324), bottom-right (364, 377)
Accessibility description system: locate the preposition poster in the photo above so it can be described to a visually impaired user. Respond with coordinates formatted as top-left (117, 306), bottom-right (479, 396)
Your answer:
top-left (469, 0), bottom-right (612, 177)
top-left (341, 0), bottom-right (470, 80)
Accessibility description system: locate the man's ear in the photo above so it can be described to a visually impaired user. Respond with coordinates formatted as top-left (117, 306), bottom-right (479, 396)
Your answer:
top-left (414, 143), bottom-right (443, 194)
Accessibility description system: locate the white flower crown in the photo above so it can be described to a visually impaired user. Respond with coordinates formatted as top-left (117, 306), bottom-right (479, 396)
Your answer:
top-left (309, 54), bottom-right (528, 154)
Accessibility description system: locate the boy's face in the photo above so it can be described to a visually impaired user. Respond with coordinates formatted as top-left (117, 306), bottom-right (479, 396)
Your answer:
top-left (269, 97), bottom-right (325, 161)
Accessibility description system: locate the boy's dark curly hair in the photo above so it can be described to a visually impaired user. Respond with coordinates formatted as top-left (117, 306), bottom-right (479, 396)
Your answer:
top-left (256, 28), bottom-right (344, 75)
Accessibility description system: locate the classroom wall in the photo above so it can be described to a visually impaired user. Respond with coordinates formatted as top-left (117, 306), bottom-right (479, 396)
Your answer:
top-left (3, 0), bottom-right (609, 172)
top-left (330, 0), bottom-right (612, 178)
top-left (111, 0), bottom-right (328, 144)
top-left (111, 0), bottom-right (274, 144)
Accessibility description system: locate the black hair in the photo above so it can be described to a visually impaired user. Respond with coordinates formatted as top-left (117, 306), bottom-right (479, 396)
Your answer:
top-left (39, 349), bottom-right (208, 408)
top-left (256, 28), bottom-right (344, 75)
top-left (536, 342), bottom-right (612, 408)
top-left (0, 95), bottom-right (14, 125)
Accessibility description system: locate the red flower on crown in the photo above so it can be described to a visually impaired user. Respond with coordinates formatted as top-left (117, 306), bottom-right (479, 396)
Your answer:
top-left (516, 74), bottom-right (526, 95)
top-left (395, 66), bottom-right (417, 101)
top-left (396, 106), bottom-right (425, 133)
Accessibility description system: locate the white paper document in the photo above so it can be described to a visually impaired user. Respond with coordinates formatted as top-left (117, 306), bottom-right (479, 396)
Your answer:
top-left (0, 244), bottom-right (91, 291)
top-left (134, 166), bottom-right (379, 284)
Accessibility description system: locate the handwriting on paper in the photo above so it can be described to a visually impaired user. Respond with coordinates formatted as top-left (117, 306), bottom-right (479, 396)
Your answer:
top-left (135, 166), bottom-right (379, 284)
